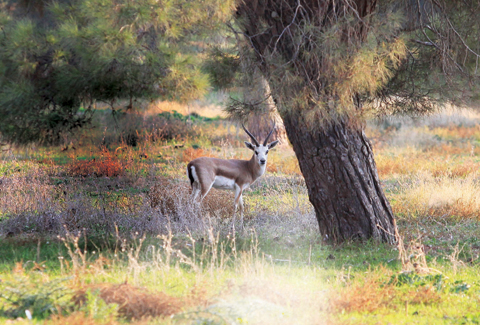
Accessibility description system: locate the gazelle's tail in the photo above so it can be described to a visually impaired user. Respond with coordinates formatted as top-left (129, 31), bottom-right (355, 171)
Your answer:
top-left (187, 164), bottom-right (195, 187)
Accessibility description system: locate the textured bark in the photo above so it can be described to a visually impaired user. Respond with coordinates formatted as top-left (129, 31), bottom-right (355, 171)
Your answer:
top-left (282, 114), bottom-right (395, 243)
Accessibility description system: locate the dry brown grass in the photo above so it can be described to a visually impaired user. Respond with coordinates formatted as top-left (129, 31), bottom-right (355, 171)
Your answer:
top-left (375, 145), bottom-right (480, 178)
top-left (148, 100), bottom-right (225, 118)
top-left (180, 148), bottom-right (218, 163)
top-left (36, 158), bottom-right (57, 166)
top-left (148, 178), bottom-right (187, 213)
top-left (328, 276), bottom-right (396, 313)
top-left (266, 152), bottom-right (301, 175)
top-left (396, 228), bottom-right (432, 274)
top-left (376, 153), bottom-right (417, 177)
top-left (405, 286), bottom-right (442, 305)
top-left (72, 282), bottom-right (213, 321)
top-left (148, 177), bottom-right (235, 218)
top-left (427, 126), bottom-right (480, 140)
top-left (447, 162), bottom-right (480, 178)
top-left (73, 283), bottom-right (183, 320)
top-left (0, 169), bottom-right (57, 218)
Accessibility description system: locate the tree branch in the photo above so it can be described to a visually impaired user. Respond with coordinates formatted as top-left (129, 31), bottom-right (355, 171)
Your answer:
top-left (412, 39), bottom-right (436, 47)
top-left (272, 1), bottom-right (303, 55)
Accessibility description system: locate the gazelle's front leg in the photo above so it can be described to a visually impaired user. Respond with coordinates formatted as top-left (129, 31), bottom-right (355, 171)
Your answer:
top-left (233, 184), bottom-right (244, 229)
top-left (238, 195), bottom-right (244, 226)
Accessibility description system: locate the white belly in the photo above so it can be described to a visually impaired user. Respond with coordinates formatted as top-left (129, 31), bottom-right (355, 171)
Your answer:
top-left (212, 176), bottom-right (236, 190)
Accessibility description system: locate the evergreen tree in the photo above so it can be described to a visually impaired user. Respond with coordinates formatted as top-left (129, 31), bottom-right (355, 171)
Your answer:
top-left (0, 0), bottom-right (233, 144)
top-left (235, 0), bottom-right (480, 243)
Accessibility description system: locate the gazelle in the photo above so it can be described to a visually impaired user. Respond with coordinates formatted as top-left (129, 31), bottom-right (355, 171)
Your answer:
top-left (187, 124), bottom-right (279, 226)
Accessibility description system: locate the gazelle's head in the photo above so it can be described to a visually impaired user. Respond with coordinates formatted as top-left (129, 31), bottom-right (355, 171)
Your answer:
top-left (243, 124), bottom-right (279, 166)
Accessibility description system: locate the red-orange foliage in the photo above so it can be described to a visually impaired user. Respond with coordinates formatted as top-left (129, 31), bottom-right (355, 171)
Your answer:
top-left (67, 151), bottom-right (125, 177)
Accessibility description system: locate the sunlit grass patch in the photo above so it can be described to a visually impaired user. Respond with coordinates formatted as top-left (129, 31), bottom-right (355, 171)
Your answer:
top-left (375, 145), bottom-right (480, 178)
top-left (390, 173), bottom-right (480, 219)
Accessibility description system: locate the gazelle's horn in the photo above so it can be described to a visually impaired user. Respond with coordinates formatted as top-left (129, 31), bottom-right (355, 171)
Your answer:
top-left (242, 124), bottom-right (260, 146)
top-left (263, 122), bottom-right (276, 146)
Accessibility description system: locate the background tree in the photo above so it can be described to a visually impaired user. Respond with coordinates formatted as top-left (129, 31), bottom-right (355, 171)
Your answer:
top-left (204, 45), bottom-right (287, 143)
top-left (0, 0), bottom-right (233, 144)
top-left (235, 0), bottom-right (480, 243)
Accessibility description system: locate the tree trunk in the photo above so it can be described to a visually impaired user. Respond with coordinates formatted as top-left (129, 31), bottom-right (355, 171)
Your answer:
top-left (239, 69), bottom-right (288, 144)
top-left (246, 74), bottom-right (287, 144)
top-left (236, 0), bottom-right (398, 243)
top-left (282, 113), bottom-right (396, 243)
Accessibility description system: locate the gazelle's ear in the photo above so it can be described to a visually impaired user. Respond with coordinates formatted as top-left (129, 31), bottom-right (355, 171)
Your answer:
top-left (267, 140), bottom-right (279, 149)
top-left (245, 141), bottom-right (255, 151)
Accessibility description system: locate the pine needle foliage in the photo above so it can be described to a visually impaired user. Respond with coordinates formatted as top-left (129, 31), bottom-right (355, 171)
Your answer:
top-left (203, 47), bottom-right (240, 90)
top-left (235, 0), bottom-right (480, 128)
top-left (0, 277), bottom-right (74, 319)
top-left (0, 0), bottom-right (234, 144)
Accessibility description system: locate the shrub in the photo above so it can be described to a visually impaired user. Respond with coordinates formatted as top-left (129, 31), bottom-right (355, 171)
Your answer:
top-left (153, 118), bottom-right (197, 142)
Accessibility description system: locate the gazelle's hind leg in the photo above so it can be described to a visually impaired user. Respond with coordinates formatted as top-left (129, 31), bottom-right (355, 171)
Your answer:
top-left (190, 180), bottom-right (214, 217)
top-left (200, 178), bottom-right (215, 201)
top-left (191, 182), bottom-right (201, 202)
top-left (189, 165), bottom-right (213, 203)
top-left (188, 166), bottom-right (200, 203)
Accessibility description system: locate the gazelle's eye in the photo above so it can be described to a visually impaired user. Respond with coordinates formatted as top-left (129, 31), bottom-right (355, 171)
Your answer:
top-left (266, 150), bottom-right (269, 154)
top-left (255, 151), bottom-right (258, 155)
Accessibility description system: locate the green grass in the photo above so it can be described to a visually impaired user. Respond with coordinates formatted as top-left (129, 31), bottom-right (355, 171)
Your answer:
top-left (1, 228), bottom-right (480, 324)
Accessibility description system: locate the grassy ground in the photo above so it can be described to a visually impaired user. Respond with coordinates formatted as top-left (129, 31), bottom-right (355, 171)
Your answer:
top-left (1, 103), bottom-right (480, 324)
